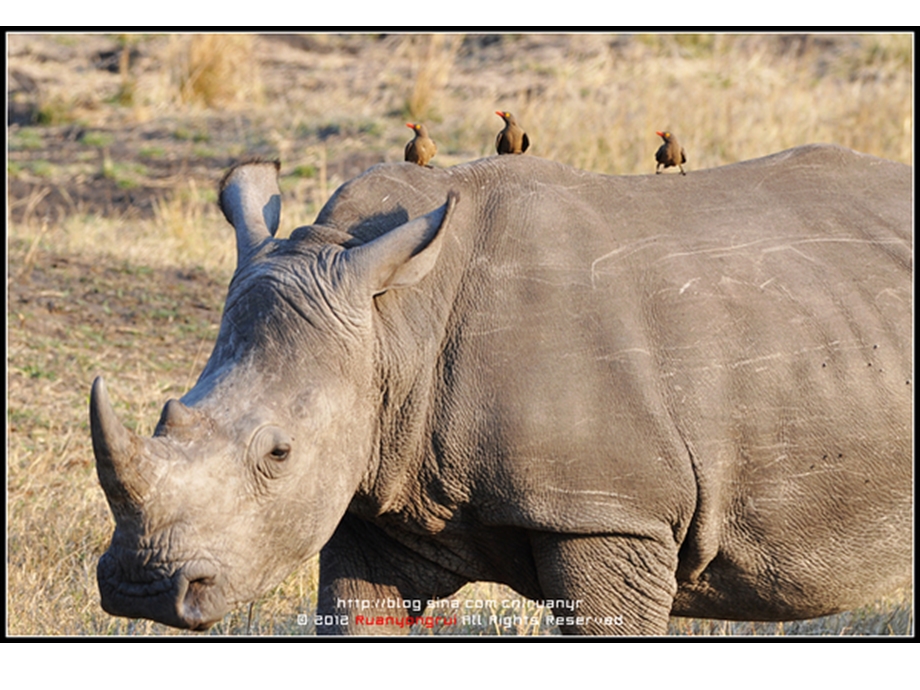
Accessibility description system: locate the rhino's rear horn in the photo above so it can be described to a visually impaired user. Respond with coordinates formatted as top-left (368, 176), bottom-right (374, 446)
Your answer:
top-left (90, 377), bottom-right (155, 507)
top-left (154, 398), bottom-right (210, 441)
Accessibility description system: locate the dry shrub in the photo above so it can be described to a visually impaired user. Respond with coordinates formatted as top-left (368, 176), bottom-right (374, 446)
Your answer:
top-left (405, 34), bottom-right (463, 121)
top-left (152, 180), bottom-right (243, 270)
top-left (169, 34), bottom-right (261, 107)
top-left (153, 178), bottom-right (207, 245)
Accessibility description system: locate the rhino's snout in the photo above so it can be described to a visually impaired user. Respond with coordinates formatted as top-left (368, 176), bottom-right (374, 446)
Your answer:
top-left (97, 551), bottom-right (227, 631)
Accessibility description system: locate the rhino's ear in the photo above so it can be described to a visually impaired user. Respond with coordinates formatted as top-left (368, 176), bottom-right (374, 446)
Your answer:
top-left (345, 191), bottom-right (458, 296)
top-left (219, 160), bottom-right (282, 268)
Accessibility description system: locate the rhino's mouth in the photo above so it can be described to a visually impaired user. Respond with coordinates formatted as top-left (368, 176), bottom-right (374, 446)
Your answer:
top-left (97, 551), bottom-right (227, 631)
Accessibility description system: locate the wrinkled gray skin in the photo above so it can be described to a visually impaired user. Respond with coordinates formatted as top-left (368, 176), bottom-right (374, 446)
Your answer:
top-left (91, 145), bottom-right (912, 634)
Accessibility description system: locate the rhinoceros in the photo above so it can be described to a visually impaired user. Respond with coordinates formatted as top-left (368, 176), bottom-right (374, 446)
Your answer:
top-left (90, 144), bottom-right (912, 634)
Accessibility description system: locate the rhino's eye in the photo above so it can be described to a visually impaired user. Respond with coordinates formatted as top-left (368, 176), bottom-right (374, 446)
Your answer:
top-left (250, 426), bottom-right (293, 478)
top-left (269, 443), bottom-right (291, 462)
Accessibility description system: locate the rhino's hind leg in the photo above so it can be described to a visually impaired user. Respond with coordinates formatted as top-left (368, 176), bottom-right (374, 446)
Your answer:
top-left (530, 532), bottom-right (678, 635)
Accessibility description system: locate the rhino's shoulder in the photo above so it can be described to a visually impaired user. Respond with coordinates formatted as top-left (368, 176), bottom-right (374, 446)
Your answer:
top-left (345, 156), bottom-right (599, 193)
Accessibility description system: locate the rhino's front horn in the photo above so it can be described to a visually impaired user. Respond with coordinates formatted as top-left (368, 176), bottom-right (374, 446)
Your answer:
top-left (90, 377), bottom-right (155, 507)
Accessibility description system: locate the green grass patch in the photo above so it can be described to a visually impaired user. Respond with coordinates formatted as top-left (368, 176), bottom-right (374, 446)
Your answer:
top-left (82, 131), bottom-right (115, 148)
top-left (290, 164), bottom-right (317, 179)
top-left (20, 364), bottom-right (57, 381)
top-left (36, 97), bottom-right (79, 125)
top-left (10, 129), bottom-right (44, 151)
top-left (139, 146), bottom-right (167, 159)
top-left (102, 161), bottom-right (150, 189)
top-left (29, 160), bottom-right (56, 177)
top-left (173, 127), bottom-right (210, 143)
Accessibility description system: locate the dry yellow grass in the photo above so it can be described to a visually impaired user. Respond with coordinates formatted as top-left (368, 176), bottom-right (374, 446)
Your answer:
top-left (404, 34), bottom-right (463, 121)
top-left (170, 34), bottom-right (262, 108)
top-left (7, 33), bottom-right (913, 637)
top-left (434, 33), bottom-right (913, 171)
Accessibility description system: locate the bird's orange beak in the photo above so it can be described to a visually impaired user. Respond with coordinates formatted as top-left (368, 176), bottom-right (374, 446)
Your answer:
top-left (496, 111), bottom-right (506, 117)
top-left (406, 123), bottom-right (417, 130)
top-left (655, 131), bottom-right (665, 137)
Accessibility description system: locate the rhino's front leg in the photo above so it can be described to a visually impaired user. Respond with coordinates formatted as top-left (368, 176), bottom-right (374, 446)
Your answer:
top-left (316, 566), bottom-right (424, 636)
top-left (531, 532), bottom-right (678, 635)
top-left (316, 513), bottom-right (468, 635)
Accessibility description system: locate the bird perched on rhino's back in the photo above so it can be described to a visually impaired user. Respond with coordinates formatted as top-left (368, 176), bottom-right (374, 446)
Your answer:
top-left (405, 123), bottom-right (437, 166)
top-left (655, 130), bottom-right (687, 175)
top-left (495, 111), bottom-right (530, 155)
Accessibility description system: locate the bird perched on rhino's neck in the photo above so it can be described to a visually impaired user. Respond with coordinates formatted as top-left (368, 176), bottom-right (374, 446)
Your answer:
top-left (405, 123), bottom-right (437, 166)
top-left (495, 111), bottom-right (530, 155)
top-left (655, 130), bottom-right (687, 175)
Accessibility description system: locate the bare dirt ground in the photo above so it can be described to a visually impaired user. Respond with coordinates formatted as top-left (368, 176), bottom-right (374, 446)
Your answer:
top-left (7, 33), bottom-right (913, 636)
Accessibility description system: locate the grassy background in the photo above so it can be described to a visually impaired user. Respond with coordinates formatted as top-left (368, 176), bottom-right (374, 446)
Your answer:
top-left (7, 33), bottom-right (913, 636)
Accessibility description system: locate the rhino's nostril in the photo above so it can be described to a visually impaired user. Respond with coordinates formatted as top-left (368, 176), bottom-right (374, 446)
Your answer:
top-left (181, 576), bottom-right (218, 630)
top-left (188, 575), bottom-right (214, 591)
top-left (172, 559), bottom-right (223, 630)
top-left (184, 574), bottom-right (216, 607)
